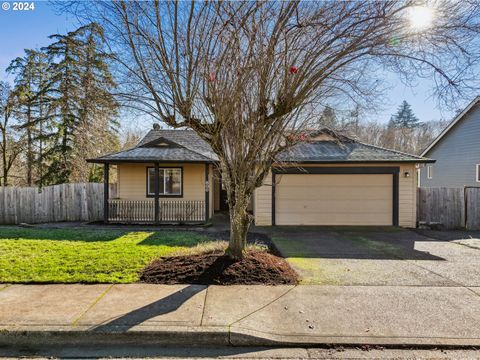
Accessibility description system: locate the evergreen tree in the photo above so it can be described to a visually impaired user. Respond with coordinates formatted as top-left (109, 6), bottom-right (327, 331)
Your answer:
top-left (3, 24), bottom-right (119, 186)
top-left (6, 50), bottom-right (53, 186)
top-left (73, 23), bottom-right (119, 182)
top-left (43, 28), bottom-right (83, 184)
top-left (43, 23), bottom-right (119, 184)
top-left (319, 106), bottom-right (338, 129)
top-left (389, 100), bottom-right (420, 129)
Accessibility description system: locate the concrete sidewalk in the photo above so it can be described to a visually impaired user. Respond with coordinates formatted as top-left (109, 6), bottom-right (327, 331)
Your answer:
top-left (1, 283), bottom-right (480, 347)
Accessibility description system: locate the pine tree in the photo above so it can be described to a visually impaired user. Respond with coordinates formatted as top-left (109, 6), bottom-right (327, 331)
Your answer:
top-left (43, 23), bottom-right (119, 184)
top-left (74, 23), bottom-right (119, 182)
top-left (43, 28), bottom-right (83, 184)
top-left (6, 50), bottom-right (54, 186)
top-left (319, 106), bottom-right (338, 129)
top-left (35, 52), bottom-right (56, 188)
top-left (389, 100), bottom-right (420, 129)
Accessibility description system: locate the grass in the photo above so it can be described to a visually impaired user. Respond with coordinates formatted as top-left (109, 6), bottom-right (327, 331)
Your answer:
top-left (0, 228), bottom-right (222, 283)
top-left (270, 236), bottom-right (312, 257)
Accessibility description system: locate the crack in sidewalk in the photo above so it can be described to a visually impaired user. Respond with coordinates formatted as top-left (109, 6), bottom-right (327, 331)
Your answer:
top-left (199, 286), bottom-right (209, 326)
top-left (0, 284), bottom-right (9, 292)
top-left (71, 284), bottom-right (113, 326)
top-left (226, 285), bottom-right (297, 344)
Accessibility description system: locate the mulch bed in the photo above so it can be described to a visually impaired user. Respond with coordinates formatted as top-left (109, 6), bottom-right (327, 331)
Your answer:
top-left (140, 249), bottom-right (298, 285)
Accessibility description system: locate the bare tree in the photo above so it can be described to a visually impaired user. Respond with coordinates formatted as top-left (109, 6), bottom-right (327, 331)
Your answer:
top-left (342, 117), bottom-right (448, 155)
top-left (62, 0), bottom-right (480, 258)
top-left (0, 82), bottom-right (24, 186)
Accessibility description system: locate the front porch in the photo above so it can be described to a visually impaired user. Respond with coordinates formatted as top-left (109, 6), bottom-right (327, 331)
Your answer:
top-left (99, 162), bottom-right (216, 225)
top-left (86, 128), bottom-right (223, 225)
top-left (107, 199), bottom-right (206, 224)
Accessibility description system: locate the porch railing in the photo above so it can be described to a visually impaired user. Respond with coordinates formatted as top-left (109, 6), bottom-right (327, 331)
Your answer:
top-left (107, 199), bottom-right (205, 223)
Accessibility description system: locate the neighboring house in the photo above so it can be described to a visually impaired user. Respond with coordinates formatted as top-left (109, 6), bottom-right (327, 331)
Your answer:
top-left (420, 97), bottom-right (480, 187)
top-left (88, 128), bottom-right (433, 228)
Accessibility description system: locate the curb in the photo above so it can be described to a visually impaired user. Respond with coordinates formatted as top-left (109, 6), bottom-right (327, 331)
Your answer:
top-left (229, 327), bottom-right (480, 347)
top-left (0, 326), bottom-right (230, 347)
top-left (2, 326), bottom-right (480, 349)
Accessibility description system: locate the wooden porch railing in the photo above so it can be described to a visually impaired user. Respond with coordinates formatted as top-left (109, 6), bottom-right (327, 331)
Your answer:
top-left (107, 199), bottom-right (205, 223)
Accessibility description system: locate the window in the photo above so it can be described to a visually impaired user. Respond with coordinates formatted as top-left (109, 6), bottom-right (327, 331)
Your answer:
top-left (427, 165), bottom-right (433, 179)
top-left (477, 164), bottom-right (480, 183)
top-left (147, 167), bottom-right (182, 196)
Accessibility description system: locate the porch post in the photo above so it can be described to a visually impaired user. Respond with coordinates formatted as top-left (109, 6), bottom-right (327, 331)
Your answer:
top-left (154, 162), bottom-right (160, 224)
top-left (103, 163), bottom-right (109, 224)
top-left (205, 163), bottom-right (210, 222)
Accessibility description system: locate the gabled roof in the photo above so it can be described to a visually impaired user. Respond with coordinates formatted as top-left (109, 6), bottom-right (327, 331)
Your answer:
top-left (87, 129), bottom-right (218, 163)
top-left (138, 130), bottom-right (217, 160)
top-left (278, 132), bottom-right (433, 163)
top-left (88, 127), bottom-right (432, 164)
top-left (420, 96), bottom-right (480, 156)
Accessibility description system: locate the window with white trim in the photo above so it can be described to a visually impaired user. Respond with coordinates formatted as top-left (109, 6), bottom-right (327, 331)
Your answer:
top-left (476, 164), bottom-right (480, 183)
top-left (147, 167), bottom-right (182, 196)
top-left (427, 165), bottom-right (433, 179)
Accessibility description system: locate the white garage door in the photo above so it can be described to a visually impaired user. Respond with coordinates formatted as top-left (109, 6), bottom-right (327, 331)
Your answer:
top-left (275, 174), bottom-right (393, 226)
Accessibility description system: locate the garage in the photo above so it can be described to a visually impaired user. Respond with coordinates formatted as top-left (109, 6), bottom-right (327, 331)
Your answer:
top-left (254, 129), bottom-right (433, 228)
top-left (273, 168), bottom-right (398, 226)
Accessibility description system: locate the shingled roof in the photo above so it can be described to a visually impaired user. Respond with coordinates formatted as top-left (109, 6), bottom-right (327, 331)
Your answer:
top-left (88, 128), bottom-right (433, 164)
top-left (87, 129), bottom-right (218, 163)
top-left (278, 137), bottom-right (433, 163)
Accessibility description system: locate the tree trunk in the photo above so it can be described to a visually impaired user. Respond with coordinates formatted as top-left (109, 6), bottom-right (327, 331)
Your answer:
top-left (226, 198), bottom-right (251, 260)
top-left (25, 103), bottom-right (33, 186)
top-left (1, 125), bottom-right (7, 187)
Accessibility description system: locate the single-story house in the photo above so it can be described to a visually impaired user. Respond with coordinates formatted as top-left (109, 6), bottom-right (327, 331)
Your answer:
top-left (88, 127), bottom-right (433, 227)
top-left (419, 96), bottom-right (480, 187)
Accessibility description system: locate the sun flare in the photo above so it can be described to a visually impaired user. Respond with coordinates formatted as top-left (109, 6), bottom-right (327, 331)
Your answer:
top-left (408, 5), bottom-right (435, 30)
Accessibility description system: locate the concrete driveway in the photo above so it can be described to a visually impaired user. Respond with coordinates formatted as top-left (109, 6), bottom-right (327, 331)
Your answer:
top-left (269, 227), bottom-right (480, 286)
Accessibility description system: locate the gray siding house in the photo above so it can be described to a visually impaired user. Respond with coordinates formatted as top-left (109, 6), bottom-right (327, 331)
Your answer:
top-left (420, 97), bottom-right (480, 187)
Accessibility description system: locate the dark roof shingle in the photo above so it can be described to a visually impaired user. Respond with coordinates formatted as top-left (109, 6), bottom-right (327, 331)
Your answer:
top-left (278, 139), bottom-right (431, 163)
top-left (91, 146), bottom-right (214, 162)
top-left (88, 128), bottom-right (433, 164)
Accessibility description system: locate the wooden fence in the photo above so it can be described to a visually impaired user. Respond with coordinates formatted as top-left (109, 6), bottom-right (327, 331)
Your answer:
top-left (465, 187), bottom-right (480, 230)
top-left (0, 183), bottom-right (117, 225)
top-left (417, 187), bottom-right (480, 230)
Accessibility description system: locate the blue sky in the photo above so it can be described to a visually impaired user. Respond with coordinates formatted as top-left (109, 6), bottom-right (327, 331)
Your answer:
top-left (0, 1), bottom-right (472, 131)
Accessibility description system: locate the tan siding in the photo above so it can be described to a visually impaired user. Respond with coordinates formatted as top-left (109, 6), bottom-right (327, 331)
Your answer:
top-left (115, 166), bottom-right (121, 199)
top-left (254, 171), bottom-right (273, 226)
top-left (398, 164), bottom-right (416, 227)
top-left (117, 163), bottom-right (206, 201)
top-left (254, 163), bottom-right (418, 228)
top-left (209, 164), bottom-right (214, 218)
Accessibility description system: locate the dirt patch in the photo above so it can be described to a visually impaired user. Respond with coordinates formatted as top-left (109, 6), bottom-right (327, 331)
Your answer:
top-left (140, 249), bottom-right (298, 285)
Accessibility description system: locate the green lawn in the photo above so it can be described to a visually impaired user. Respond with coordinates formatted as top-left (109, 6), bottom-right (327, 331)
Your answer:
top-left (0, 228), bottom-right (218, 283)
